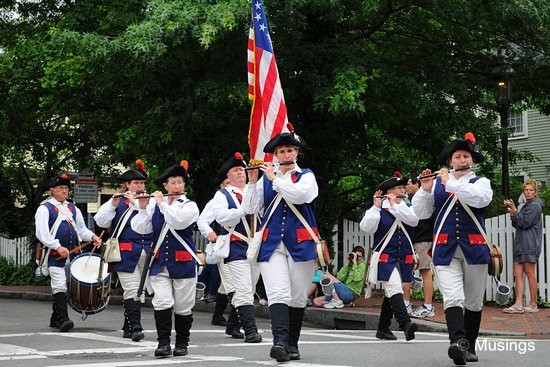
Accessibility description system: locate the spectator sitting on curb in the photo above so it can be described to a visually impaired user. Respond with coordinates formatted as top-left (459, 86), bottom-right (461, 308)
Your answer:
top-left (312, 246), bottom-right (366, 309)
top-left (307, 260), bottom-right (324, 306)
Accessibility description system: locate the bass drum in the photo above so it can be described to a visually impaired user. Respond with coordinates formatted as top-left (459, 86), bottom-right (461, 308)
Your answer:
top-left (68, 253), bottom-right (111, 315)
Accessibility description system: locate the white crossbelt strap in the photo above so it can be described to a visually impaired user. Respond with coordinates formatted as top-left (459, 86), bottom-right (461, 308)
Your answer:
top-left (56, 203), bottom-right (83, 243)
top-left (169, 228), bottom-right (202, 265)
top-left (458, 197), bottom-right (496, 256)
top-left (109, 206), bottom-right (133, 240)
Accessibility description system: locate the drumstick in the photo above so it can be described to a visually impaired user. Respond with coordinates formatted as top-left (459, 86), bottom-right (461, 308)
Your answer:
top-left (85, 230), bottom-right (105, 265)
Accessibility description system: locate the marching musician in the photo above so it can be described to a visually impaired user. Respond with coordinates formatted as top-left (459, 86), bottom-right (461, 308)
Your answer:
top-left (197, 176), bottom-right (245, 339)
top-left (93, 159), bottom-right (153, 342)
top-left (412, 132), bottom-right (492, 365)
top-left (131, 161), bottom-right (200, 358)
top-left (242, 123), bottom-right (318, 363)
top-left (35, 173), bottom-right (102, 332)
top-left (208, 153), bottom-right (262, 343)
top-left (359, 173), bottom-right (419, 342)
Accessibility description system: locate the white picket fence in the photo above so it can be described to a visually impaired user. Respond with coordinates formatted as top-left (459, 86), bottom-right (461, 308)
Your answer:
top-left (2, 214), bottom-right (549, 302)
top-left (0, 237), bottom-right (32, 265)
top-left (338, 215), bottom-right (550, 303)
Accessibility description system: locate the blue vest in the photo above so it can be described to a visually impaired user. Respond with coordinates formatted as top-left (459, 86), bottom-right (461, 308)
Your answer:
top-left (373, 208), bottom-right (415, 282)
top-left (44, 202), bottom-right (79, 267)
top-left (432, 177), bottom-right (491, 265)
top-left (150, 199), bottom-right (197, 279)
top-left (258, 170), bottom-right (317, 262)
top-left (110, 199), bottom-right (153, 273)
top-left (219, 188), bottom-right (251, 263)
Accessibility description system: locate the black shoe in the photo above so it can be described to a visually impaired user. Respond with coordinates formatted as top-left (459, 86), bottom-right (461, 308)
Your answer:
top-left (448, 343), bottom-right (466, 366)
top-left (173, 346), bottom-right (188, 357)
top-left (288, 345), bottom-right (300, 360)
top-left (226, 328), bottom-right (245, 339)
top-left (270, 344), bottom-right (290, 362)
top-left (244, 331), bottom-right (262, 343)
top-left (49, 320), bottom-right (58, 328)
top-left (464, 350), bottom-right (479, 362)
top-left (376, 329), bottom-right (397, 340)
top-left (404, 322), bottom-right (417, 341)
top-left (154, 344), bottom-right (172, 357)
top-left (211, 318), bottom-right (228, 327)
top-left (131, 330), bottom-right (144, 342)
top-left (57, 319), bottom-right (74, 332)
top-left (122, 330), bottom-right (131, 338)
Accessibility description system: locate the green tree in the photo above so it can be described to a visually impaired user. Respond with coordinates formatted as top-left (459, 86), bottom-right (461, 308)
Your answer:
top-left (0, 0), bottom-right (548, 240)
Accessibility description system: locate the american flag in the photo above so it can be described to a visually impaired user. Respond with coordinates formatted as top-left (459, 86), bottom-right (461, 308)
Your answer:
top-left (248, 0), bottom-right (289, 162)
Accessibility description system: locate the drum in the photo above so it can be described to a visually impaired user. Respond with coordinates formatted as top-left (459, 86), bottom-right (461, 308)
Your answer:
top-left (68, 253), bottom-right (111, 315)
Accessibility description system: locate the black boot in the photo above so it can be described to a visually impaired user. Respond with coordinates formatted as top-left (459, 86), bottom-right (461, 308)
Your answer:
top-left (125, 298), bottom-right (145, 342)
top-left (389, 293), bottom-right (417, 341)
top-left (445, 307), bottom-right (466, 366)
top-left (464, 309), bottom-right (482, 362)
top-left (376, 296), bottom-right (397, 340)
top-left (288, 307), bottom-right (305, 360)
top-left (154, 308), bottom-right (172, 357)
top-left (53, 292), bottom-right (74, 332)
top-left (49, 301), bottom-right (58, 328)
top-left (225, 305), bottom-right (244, 339)
top-left (269, 303), bottom-right (290, 362)
top-left (236, 305), bottom-right (262, 343)
top-left (174, 314), bottom-right (192, 356)
top-left (211, 293), bottom-right (229, 326)
top-left (121, 310), bottom-right (131, 339)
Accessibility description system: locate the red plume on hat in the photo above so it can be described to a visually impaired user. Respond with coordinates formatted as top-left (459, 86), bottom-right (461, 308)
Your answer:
top-left (394, 171), bottom-right (402, 178)
top-left (60, 173), bottom-right (69, 179)
top-left (136, 159), bottom-right (145, 172)
top-left (464, 132), bottom-right (476, 144)
top-left (235, 152), bottom-right (243, 160)
top-left (180, 160), bottom-right (189, 171)
top-left (287, 123), bottom-right (294, 132)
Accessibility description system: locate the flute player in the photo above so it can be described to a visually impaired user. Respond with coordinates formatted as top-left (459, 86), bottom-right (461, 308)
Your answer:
top-left (412, 132), bottom-right (492, 365)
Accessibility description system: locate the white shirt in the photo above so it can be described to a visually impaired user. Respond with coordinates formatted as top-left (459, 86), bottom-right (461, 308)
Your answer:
top-left (35, 198), bottom-right (95, 250)
top-left (242, 163), bottom-right (318, 214)
top-left (197, 200), bottom-right (216, 238)
top-left (412, 172), bottom-right (492, 220)
top-left (93, 197), bottom-right (138, 229)
top-left (131, 195), bottom-right (199, 235)
top-left (359, 200), bottom-right (419, 234)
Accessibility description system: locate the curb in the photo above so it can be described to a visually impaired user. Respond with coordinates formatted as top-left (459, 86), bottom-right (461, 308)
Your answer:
top-left (0, 290), bottom-right (527, 337)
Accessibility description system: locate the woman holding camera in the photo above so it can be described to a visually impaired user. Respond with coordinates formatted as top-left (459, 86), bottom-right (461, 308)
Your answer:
top-left (503, 179), bottom-right (544, 314)
top-left (312, 246), bottom-right (366, 308)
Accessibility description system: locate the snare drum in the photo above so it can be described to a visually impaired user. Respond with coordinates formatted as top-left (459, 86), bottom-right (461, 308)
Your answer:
top-left (68, 253), bottom-right (111, 315)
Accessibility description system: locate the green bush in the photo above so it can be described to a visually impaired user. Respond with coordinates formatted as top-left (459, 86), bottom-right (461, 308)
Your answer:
top-left (0, 257), bottom-right (49, 286)
top-left (0, 257), bottom-right (16, 284)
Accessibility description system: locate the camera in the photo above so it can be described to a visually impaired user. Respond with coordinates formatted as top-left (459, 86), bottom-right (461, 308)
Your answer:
top-left (348, 252), bottom-right (355, 261)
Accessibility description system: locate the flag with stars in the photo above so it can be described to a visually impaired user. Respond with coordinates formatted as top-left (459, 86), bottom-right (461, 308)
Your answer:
top-left (247, 0), bottom-right (289, 162)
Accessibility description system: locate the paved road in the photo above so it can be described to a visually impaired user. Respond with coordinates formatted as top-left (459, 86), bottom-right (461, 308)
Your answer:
top-left (0, 298), bottom-right (547, 367)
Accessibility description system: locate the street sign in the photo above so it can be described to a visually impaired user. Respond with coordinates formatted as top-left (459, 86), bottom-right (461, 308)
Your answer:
top-left (73, 179), bottom-right (98, 203)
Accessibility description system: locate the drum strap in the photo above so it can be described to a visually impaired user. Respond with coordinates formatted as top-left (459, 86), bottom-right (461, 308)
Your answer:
top-left (56, 203), bottom-right (83, 243)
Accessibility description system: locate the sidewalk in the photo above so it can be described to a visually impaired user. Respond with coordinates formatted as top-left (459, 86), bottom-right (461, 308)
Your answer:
top-left (1, 285), bottom-right (549, 338)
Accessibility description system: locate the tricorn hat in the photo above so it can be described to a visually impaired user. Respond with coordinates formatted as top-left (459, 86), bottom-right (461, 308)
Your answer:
top-left (263, 123), bottom-right (307, 153)
top-left (438, 132), bottom-right (484, 165)
top-left (155, 160), bottom-right (189, 185)
top-left (216, 152), bottom-right (247, 180)
top-left (48, 173), bottom-right (72, 189)
top-left (117, 159), bottom-right (148, 181)
top-left (378, 171), bottom-right (408, 194)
